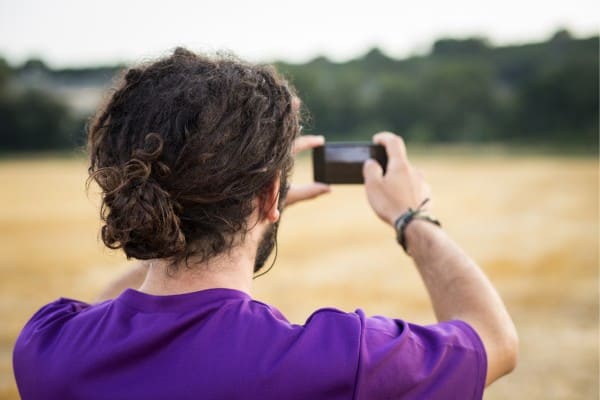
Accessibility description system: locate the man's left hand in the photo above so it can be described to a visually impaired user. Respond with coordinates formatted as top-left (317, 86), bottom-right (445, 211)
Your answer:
top-left (284, 135), bottom-right (330, 207)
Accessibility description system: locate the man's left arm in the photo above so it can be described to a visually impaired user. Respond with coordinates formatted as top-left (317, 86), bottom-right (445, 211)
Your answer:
top-left (95, 261), bottom-right (149, 302)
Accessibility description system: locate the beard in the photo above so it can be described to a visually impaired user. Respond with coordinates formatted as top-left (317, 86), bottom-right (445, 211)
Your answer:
top-left (254, 181), bottom-right (287, 274)
top-left (253, 220), bottom-right (279, 273)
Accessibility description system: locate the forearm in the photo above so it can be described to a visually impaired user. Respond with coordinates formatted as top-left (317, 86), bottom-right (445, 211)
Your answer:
top-left (362, 132), bottom-right (517, 385)
top-left (95, 262), bottom-right (149, 302)
top-left (405, 220), bottom-right (518, 385)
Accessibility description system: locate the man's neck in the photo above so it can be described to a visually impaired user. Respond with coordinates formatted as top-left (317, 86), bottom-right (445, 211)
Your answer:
top-left (138, 246), bottom-right (256, 296)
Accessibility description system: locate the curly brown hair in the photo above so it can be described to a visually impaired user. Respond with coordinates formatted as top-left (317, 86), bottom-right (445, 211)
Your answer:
top-left (86, 48), bottom-right (300, 268)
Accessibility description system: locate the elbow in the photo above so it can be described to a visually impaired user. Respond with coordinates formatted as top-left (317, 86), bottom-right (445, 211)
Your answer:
top-left (481, 321), bottom-right (519, 386)
top-left (499, 325), bottom-right (519, 375)
top-left (462, 314), bottom-right (519, 385)
top-left (506, 327), bottom-right (519, 372)
top-left (483, 324), bottom-right (519, 386)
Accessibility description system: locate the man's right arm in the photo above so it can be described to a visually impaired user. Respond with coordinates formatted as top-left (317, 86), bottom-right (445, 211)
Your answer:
top-left (362, 132), bottom-right (518, 386)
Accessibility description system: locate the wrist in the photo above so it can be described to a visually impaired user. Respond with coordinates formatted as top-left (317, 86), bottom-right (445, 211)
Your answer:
top-left (392, 199), bottom-right (440, 253)
top-left (403, 219), bottom-right (442, 256)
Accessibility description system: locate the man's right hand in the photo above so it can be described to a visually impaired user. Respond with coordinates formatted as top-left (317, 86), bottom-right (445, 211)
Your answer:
top-left (362, 132), bottom-right (432, 226)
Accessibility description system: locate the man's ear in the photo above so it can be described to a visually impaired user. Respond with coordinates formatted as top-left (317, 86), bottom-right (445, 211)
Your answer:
top-left (261, 176), bottom-right (281, 223)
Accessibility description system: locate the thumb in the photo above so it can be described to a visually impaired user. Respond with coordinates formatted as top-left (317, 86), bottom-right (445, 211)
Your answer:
top-left (363, 159), bottom-right (383, 185)
top-left (285, 183), bottom-right (331, 207)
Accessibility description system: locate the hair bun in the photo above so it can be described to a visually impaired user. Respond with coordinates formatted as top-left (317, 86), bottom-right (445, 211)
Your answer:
top-left (87, 48), bottom-right (300, 267)
top-left (93, 133), bottom-right (185, 259)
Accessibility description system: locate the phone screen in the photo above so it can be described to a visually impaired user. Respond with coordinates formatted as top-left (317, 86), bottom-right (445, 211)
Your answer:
top-left (325, 146), bottom-right (371, 163)
top-left (313, 143), bottom-right (387, 184)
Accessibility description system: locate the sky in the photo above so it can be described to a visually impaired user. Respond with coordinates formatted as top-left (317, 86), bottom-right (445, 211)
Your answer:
top-left (0, 0), bottom-right (598, 68)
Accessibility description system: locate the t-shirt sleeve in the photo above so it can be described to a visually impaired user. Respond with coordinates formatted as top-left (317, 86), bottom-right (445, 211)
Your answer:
top-left (18, 297), bottom-right (91, 339)
top-left (353, 309), bottom-right (487, 400)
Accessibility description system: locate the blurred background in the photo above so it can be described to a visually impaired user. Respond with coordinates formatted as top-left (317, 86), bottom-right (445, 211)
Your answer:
top-left (0, 0), bottom-right (597, 398)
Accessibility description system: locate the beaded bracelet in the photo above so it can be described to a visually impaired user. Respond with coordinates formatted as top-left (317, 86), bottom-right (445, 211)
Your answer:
top-left (394, 198), bottom-right (441, 253)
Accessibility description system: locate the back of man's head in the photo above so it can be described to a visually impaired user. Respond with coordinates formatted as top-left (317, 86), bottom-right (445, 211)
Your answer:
top-left (87, 47), bottom-right (300, 268)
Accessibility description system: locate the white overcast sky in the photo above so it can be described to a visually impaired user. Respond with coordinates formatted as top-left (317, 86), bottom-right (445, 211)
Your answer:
top-left (0, 0), bottom-right (597, 68)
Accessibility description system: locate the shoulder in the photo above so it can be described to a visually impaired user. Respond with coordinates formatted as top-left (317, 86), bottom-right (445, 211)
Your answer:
top-left (248, 299), bottom-right (361, 329)
top-left (237, 303), bottom-right (364, 398)
top-left (354, 316), bottom-right (487, 400)
top-left (15, 297), bottom-right (100, 343)
top-left (241, 300), bottom-right (362, 339)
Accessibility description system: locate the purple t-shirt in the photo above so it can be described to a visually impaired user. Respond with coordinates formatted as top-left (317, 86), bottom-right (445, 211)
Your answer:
top-left (13, 288), bottom-right (486, 399)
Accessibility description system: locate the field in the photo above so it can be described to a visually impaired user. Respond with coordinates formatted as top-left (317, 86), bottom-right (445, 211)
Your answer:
top-left (0, 153), bottom-right (597, 399)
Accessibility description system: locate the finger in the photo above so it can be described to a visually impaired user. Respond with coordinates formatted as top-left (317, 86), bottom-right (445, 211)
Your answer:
top-left (363, 159), bottom-right (383, 187)
top-left (373, 132), bottom-right (407, 158)
top-left (372, 132), bottom-right (408, 169)
top-left (292, 96), bottom-right (302, 112)
top-left (292, 135), bottom-right (325, 155)
top-left (286, 183), bottom-right (331, 206)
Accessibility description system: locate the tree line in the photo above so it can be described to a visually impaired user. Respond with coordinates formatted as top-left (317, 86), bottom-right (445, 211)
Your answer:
top-left (0, 29), bottom-right (597, 153)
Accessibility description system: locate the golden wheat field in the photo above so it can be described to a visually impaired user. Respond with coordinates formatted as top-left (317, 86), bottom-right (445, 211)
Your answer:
top-left (0, 152), bottom-right (597, 399)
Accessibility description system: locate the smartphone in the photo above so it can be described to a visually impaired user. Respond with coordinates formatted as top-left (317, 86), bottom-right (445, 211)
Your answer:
top-left (312, 142), bottom-right (388, 184)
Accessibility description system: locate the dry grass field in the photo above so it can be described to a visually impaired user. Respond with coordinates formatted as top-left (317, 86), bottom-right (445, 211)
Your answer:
top-left (0, 152), bottom-right (597, 399)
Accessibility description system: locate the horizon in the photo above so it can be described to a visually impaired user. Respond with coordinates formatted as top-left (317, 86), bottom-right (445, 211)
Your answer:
top-left (0, 0), bottom-right (598, 69)
top-left (3, 28), bottom-right (598, 71)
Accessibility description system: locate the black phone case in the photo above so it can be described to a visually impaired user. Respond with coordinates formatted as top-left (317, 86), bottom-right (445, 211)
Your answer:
top-left (312, 143), bottom-right (388, 184)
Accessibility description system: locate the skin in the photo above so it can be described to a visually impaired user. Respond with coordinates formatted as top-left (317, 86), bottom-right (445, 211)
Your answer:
top-left (363, 132), bottom-right (518, 386)
top-left (96, 135), bottom-right (329, 300)
top-left (96, 132), bottom-right (518, 387)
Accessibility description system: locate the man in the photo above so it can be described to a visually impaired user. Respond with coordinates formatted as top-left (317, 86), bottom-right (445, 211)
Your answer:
top-left (13, 48), bottom-right (517, 399)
